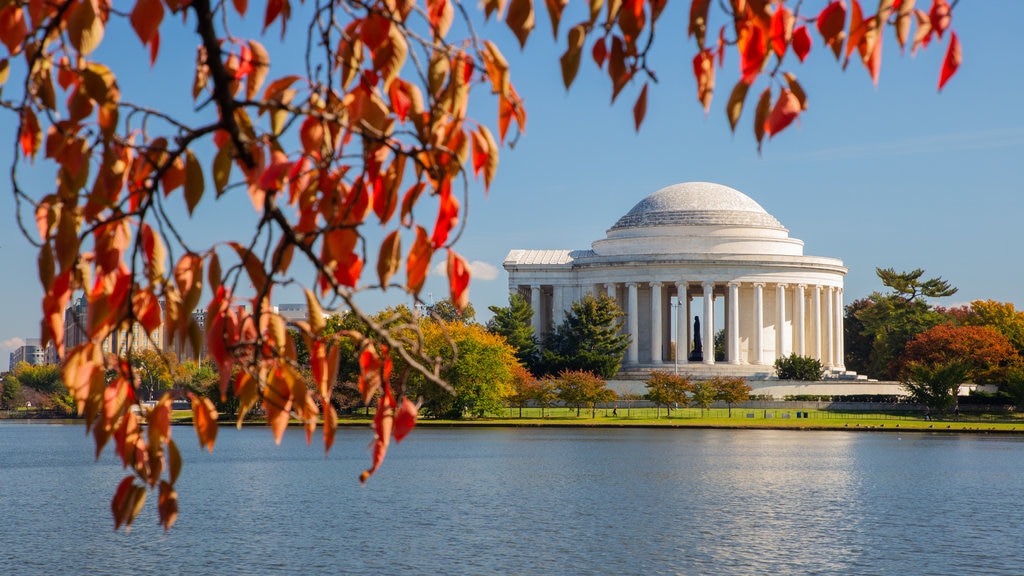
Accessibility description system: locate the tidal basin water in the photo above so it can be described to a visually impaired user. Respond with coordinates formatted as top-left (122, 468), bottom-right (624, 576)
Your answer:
top-left (2, 423), bottom-right (1023, 575)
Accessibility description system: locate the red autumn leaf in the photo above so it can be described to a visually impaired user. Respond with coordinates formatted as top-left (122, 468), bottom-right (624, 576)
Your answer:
top-left (431, 179), bottom-right (460, 249)
top-left (358, 345), bottom-right (383, 404)
top-left (0, 5), bottom-right (28, 55)
top-left (20, 107), bottom-right (41, 160)
top-left (816, 1), bottom-right (847, 60)
top-left (792, 25), bottom-right (812, 62)
top-left (688, 0), bottom-right (711, 47)
top-left (393, 396), bottom-right (419, 442)
top-left (692, 49), bottom-right (714, 114)
top-left (388, 79), bottom-right (413, 121)
top-left (447, 249), bottom-right (471, 311)
top-left (764, 89), bottom-right (802, 138)
top-left (130, 0), bottom-right (163, 47)
top-left (360, 12), bottom-right (391, 51)
top-left (263, 0), bottom-right (290, 35)
top-left (158, 481), bottom-right (178, 531)
top-left (592, 36), bottom-right (607, 69)
top-left (360, 383), bottom-right (396, 484)
top-left (632, 82), bottom-right (648, 132)
top-left (768, 6), bottom-right (793, 58)
top-left (938, 30), bottom-right (960, 91)
top-left (929, 0), bottom-right (950, 39)
top-left (738, 23), bottom-right (766, 84)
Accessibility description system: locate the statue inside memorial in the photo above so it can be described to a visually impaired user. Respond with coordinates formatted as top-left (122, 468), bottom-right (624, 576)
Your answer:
top-left (688, 316), bottom-right (703, 361)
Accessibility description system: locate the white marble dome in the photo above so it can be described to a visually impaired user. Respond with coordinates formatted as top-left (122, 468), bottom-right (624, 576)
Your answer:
top-left (610, 182), bottom-right (785, 230)
top-left (592, 182), bottom-right (803, 257)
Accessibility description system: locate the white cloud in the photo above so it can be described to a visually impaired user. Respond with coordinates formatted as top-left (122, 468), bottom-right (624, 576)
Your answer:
top-left (431, 260), bottom-right (500, 281)
top-left (1, 337), bottom-right (26, 354)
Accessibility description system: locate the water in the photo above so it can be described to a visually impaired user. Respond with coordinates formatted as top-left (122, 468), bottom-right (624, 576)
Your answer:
top-left (2, 423), bottom-right (1023, 575)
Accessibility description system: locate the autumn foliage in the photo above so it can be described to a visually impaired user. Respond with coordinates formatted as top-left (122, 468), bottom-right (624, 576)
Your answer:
top-left (1, 0), bottom-right (959, 530)
top-left (902, 324), bottom-right (1018, 384)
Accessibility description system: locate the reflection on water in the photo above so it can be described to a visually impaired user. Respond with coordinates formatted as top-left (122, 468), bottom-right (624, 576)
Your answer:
top-left (2, 424), bottom-right (1023, 575)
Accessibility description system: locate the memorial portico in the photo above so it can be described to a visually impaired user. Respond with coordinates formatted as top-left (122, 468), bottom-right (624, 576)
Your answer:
top-left (503, 182), bottom-right (847, 377)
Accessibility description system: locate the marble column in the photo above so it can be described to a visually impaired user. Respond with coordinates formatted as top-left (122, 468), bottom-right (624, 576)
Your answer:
top-left (795, 284), bottom-right (806, 357)
top-left (650, 282), bottom-right (663, 364)
top-left (776, 283), bottom-right (787, 360)
top-left (552, 285), bottom-right (564, 329)
top-left (834, 288), bottom-right (844, 370)
top-left (754, 282), bottom-right (764, 365)
top-left (811, 285), bottom-right (822, 361)
top-left (702, 281), bottom-right (715, 365)
top-left (676, 282), bottom-right (687, 366)
top-left (530, 284), bottom-right (542, 341)
top-left (824, 286), bottom-right (834, 367)
top-left (627, 282), bottom-right (638, 364)
top-left (728, 282), bottom-right (740, 364)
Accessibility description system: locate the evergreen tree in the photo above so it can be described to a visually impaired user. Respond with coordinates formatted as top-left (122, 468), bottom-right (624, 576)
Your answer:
top-left (487, 292), bottom-right (539, 369)
top-left (540, 294), bottom-right (631, 379)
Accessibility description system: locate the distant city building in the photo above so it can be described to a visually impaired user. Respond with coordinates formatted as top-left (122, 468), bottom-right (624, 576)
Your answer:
top-left (9, 338), bottom-right (49, 371)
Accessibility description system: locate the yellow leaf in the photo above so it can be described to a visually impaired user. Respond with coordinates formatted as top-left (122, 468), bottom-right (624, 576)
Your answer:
top-left (246, 40), bottom-right (270, 100)
top-left (754, 87), bottom-right (772, 152)
top-left (67, 0), bottom-right (105, 56)
top-left (183, 150), bottom-right (204, 215)
top-left (506, 0), bottom-right (535, 49)
top-left (725, 80), bottom-right (750, 132)
top-left (559, 25), bottom-right (585, 90)
top-left (212, 142), bottom-right (232, 197)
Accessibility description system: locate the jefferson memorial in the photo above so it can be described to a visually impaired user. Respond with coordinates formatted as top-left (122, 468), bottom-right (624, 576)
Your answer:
top-left (503, 182), bottom-right (847, 378)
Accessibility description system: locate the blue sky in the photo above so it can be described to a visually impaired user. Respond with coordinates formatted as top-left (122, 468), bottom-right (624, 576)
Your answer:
top-left (2, 3), bottom-right (1023, 361)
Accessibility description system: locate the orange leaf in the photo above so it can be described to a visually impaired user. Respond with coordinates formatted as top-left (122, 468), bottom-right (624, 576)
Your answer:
top-left (632, 82), bottom-right (648, 132)
top-left (406, 225), bottom-right (432, 295)
top-left (324, 404), bottom-right (338, 455)
top-left (189, 392), bottom-right (219, 452)
top-left (792, 25), bottom-right (812, 62)
top-left (447, 249), bottom-right (470, 312)
top-left (764, 88), bottom-right (801, 138)
top-left (545, 0), bottom-right (569, 38)
top-left (377, 230), bottom-right (402, 288)
top-left (937, 30), bottom-right (959, 91)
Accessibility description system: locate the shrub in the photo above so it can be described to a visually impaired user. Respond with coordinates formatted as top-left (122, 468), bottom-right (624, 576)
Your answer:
top-left (774, 354), bottom-right (824, 381)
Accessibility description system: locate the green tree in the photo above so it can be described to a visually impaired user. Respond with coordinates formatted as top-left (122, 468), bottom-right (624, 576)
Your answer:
top-left (555, 369), bottom-right (614, 418)
top-left (711, 377), bottom-right (752, 417)
top-left (901, 361), bottom-right (969, 415)
top-left (774, 354), bottom-right (824, 381)
top-left (644, 370), bottom-right (691, 417)
top-left (12, 363), bottom-right (65, 394)
top-left (409, 320), bottom-right (518, 419)
top-left (426, 299), bottom-right (477, 325)
top-left (854, 268), bottom-right (959, 380)
top-left (690, 381), bottom-right (718, 417)
top-left (131, 349), bottom-right (175, 401)
top-left (534, 377), bottom-right (559, 418)
top-left (1, 374), bottom-right (22, 409)
top-left (487, 292), bottom-right (539, 370)
top-left (541, 294), bottom-right (631, 379)
top-left (843, 298), bottom-right (875, 375)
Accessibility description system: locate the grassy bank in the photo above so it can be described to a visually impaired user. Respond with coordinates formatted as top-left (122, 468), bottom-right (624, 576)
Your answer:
top-left (182, 406), bottom-right (1024, 434)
